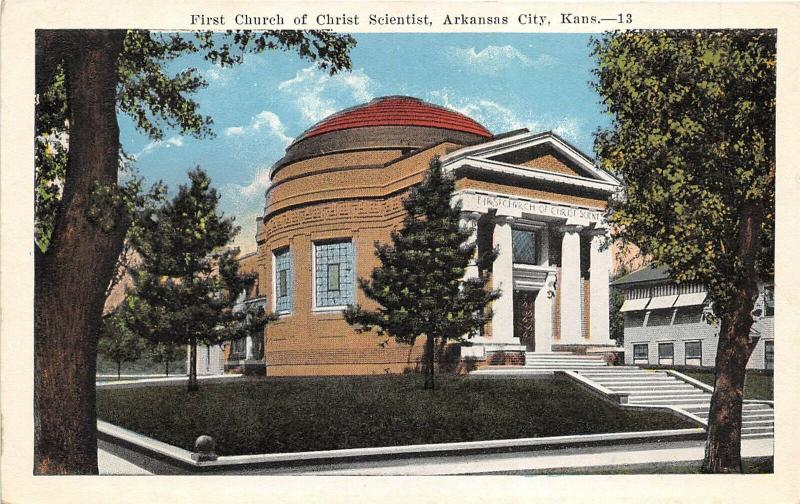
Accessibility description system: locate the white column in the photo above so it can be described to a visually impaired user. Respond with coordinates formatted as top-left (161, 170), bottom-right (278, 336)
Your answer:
top-left (492, 216), bottom-right (517, 343)
top-left (460, 211), bottom-right (481, 280)
top-left (534, 271), bottom-right (557, 352)
top-left (559, 225), bottom-right (583, 344)
top-left (245, 335), bottom-right (254, 360)
top-left (589, 230), bottom-right (613, 344)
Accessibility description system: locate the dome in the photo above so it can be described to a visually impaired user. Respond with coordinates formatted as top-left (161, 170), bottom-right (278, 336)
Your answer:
top-left (273, 96), bottom-right (492, 174)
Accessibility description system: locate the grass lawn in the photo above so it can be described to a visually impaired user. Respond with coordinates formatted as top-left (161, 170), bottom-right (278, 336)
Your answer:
top-left (682, 370), bottom-right (773, 400)
top-left (97, 375), bottom-right (693, 456)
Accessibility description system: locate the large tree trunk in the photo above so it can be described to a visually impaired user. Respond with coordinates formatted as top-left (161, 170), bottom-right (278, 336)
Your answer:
top-left (34, 30), bottom-right (126, 475)
top-left (702, 201), bottom-right (763, 473)
top-left (188, 339), bottom-right (198, 392)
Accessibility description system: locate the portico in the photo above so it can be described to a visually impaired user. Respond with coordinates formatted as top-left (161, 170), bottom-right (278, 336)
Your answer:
top-left (442, 131), bottom-right (621, 358)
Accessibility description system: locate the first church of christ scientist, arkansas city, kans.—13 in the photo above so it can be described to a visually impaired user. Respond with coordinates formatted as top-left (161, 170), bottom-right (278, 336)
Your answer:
top-left (210, 96), bottom-right (622, 377)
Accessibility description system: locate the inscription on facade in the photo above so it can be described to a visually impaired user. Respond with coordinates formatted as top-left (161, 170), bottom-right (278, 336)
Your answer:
top-left (474, 194), bottom-right (604, 222)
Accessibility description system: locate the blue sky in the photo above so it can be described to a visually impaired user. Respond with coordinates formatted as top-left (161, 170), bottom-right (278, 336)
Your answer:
top-left (119, 33), bottom-right (610, 253)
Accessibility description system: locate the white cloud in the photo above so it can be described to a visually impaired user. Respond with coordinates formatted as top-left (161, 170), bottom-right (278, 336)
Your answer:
top-left (224, 110), bottom-right (292, 146)
top-left (429, 90), bottom-right (582, 143)
top-left (219, 165), bottom-right (273, 255)
top-left (278, 66), bottom-right (374, 123)
top-left (445, 45), bottom-right (557, 74)
top-left (132, 135), bottom-right (184, 160)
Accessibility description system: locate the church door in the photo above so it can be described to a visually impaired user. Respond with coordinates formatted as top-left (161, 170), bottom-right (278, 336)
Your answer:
top-left (513, 290), bottom-right (537, 351)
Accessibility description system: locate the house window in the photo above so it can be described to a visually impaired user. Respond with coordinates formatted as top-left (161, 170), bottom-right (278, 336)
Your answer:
top-left (274, 248), bottom-right (292, 314)
top-left (231, 337), bottom-right (246, 359)
top-left (658, 342), bottom-right (674, 366)
top-left (685, 341), bottom-right (702, 366)
top-left (647, 309), bottom-right (674, 327)
top-left (512, 228), bottom-right (538, 265)
top-left (633, 344), bottom-right (649, 365)
top-left (315, 240), bottom-right (355, 308)
top-left (765, 341), bottom-right (774, 370)
top-left (674, 306), bottom-right (704, 324)
top-left (764, 286), bottom-right (775, 317)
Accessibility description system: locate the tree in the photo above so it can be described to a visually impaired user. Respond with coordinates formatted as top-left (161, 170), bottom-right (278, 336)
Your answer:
top-left (344, 159), bottom-right (499, 390)
top-left (97, 310), bottom-right (147, 380)
top-left (34, 29), bottom-right (355, 474)
top-left (591, 30), bottom-right (775, 473)
top-left (126, 168), bottom-right (272, 392)
top-left (149, 342), bottom-right (185, 377)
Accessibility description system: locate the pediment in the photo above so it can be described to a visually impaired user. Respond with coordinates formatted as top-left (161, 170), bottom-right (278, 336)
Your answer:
top-left (441, 131), bottom-right (620, 187)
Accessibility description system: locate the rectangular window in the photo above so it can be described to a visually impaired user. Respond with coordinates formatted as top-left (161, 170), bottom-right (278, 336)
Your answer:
top-left (765, 341), bottom-right (774, 370)
top-left (315, 240), bottom-right (354, 308)
top-left (274, 248), bottom-right (292, 314)
top-left (658, 342), bottom-right (674, 366)
top-left (512, 228), bottom-right (538, 265)
top-left (674, 306), bottom-right (704, 325)
top-left (633, 344), bottom-right (649, 365)
top-left (685, 341), bottom-right (702, 366)
top-left (647, 309), bottom-right (674, 327)
top-left (764, 286), bottom-right (775, 317)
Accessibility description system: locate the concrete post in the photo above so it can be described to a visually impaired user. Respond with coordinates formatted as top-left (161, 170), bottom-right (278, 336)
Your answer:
top-left (492, 216), bottom-right (516, 342)
top-left (559, 225), bottom-right (583, 344)
top-left (245, 335), bottom-right (254, 360)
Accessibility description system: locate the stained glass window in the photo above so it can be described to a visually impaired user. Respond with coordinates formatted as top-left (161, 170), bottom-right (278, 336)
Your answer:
top-left (512, 228), bottom-right (538, 264)
top-left (315, 240), bottom-right (354, 308)
top-left (274, 248), bottom-right (292, 314)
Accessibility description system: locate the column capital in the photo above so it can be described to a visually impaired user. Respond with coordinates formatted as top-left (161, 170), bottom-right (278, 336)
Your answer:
top-left (558, 224), bottom-right (583, 234)
top-left (494, 215), bottom-right (515, 226)
top-left (460, 210), bottom-right (483, 221)
top-left (586, 226), bottom-right (610, 237)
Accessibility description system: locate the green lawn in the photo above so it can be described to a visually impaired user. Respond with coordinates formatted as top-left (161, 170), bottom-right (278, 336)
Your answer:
top-left (96, 375), bottom-right (693, 456)
top-left (682, 371), bottom-right (773, 400)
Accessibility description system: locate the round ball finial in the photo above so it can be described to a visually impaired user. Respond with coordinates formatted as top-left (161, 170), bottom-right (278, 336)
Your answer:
top-left (192, 435), bottom-right (218, 462)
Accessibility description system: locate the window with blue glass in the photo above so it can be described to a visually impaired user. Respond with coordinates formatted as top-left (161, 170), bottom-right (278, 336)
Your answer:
top-left (274, 247), bottom-right (292, 314)
top-left (512, 228), bottom-right (538, 264)
top-left (314, 240), bottom-right (354, 308)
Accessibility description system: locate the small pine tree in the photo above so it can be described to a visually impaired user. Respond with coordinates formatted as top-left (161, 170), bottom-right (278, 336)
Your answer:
top-left (149, 342), bottom-right (184, 376)
top-left (126, 168), bottom-right (273, 392)
top-left (345, 158), bottom-right (499, 389)
top-left (98, 309), bottom-right (146, 380)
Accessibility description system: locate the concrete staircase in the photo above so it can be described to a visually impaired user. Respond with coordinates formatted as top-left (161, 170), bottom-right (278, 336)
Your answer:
top-left (469, 354), bottom-right (774, 439)
top-left (578, 367), bottom-right (774, 439)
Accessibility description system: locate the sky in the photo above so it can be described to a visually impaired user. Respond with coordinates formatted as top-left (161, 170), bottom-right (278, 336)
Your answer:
top-left (119, 33), bottom-right (611, 254)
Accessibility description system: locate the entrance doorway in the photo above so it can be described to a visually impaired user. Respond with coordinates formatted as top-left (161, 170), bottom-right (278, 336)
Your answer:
top-left (513, 290), bottom-right (537, 351)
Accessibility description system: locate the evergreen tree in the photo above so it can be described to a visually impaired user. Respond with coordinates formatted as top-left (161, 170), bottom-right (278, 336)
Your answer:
top-left (97, 309), bottom-right (146, 380)
top-left (345, 159), bottom-right (499, 390)
top-left (127, 168), bottom-right (273, 392)
top-left (149, 342), bottom-right (184, 376)
top-left (592, 30), bottom-right (775, 472)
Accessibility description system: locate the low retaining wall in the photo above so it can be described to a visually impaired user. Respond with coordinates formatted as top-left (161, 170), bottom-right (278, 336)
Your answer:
top-left (97, 419), bottom-right (706, 474)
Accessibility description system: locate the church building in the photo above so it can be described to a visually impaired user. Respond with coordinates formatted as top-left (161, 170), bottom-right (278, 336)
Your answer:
top-left (244, 96), bottom-right (621, 376)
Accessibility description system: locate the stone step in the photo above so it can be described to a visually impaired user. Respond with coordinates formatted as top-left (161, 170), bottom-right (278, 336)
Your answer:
top-left (609, 383), bottom-right (698, 390)
top-left (626, 393), bottom-right (710, 401)
top-left (591, 377), bottom-right (683, 384)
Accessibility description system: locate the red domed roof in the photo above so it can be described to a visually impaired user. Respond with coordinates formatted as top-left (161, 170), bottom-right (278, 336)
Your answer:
top-left (295, 96), bottom-right (492, 142)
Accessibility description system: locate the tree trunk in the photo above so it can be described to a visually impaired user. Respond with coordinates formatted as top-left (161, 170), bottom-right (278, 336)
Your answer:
top-left (34, 30), bottom-right (126, 475)
top-left (165, 361), bottom-right (169, 376)
top-left (702, 201), bottom-right (763, 473)
top-left (117, 362), bottom-right (121, 380)
top-left (188, 339), bottom-right (198, 392)
top-left (423, 335), bottom-right (435, 390)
